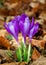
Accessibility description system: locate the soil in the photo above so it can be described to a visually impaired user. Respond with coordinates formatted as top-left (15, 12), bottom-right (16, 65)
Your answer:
top-left (0, 56), bottom-right (46, 65)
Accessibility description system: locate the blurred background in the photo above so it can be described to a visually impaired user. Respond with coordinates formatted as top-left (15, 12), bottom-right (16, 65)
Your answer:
top-left (0, 1), bottom-right (46, 65)
top-left (0, 0), bottom-right (46, 16)
top-left (0, 0), bottom-right (46, 32)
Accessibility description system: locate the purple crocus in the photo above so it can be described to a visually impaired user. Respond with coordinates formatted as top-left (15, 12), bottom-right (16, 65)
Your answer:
top-left (19, 14), bottom-right (30, 42)
top-left (19, 15), bottom-right (39, 42)
top-left (4, 14), bottom-right (39, 43)
top-left (4, 17), bottom-right (19, 41)
top-left (28, 17), bottom-right (39, 39)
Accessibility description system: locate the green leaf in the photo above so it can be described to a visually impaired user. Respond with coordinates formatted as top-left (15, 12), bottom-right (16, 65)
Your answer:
top-left (20, 41), bottom-right (24, 50)
top-left (23, 46), bottom-right (27, 61)
top-left (6, 35), bottom-right (13, 40)
top-left (16, 47), bottom-right (22, 62)
top-left (20, 41), bottom-right (27, 61)
top-left (6, 50), bottom-right (13, 58)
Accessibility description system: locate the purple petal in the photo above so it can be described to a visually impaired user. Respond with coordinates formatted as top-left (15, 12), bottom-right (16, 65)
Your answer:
top-left (20, 14), bottom-right (28, 23)
top-left (29, 22), bottom-right (39, 39)
top-left (12, 15), bottom-right (21, 23)
top-left (21, 14), bottom-right (27, 19)
top-left (19, 17), bottom-right (30, 43)
top-left (9, 24), bottom-right (18, 41)
top-left (15, 15), bottom-right (21, 21)
top-left (19, 21), bottom-right (24, 33)
top-left (4, 22), bottom-right (13, 35)
top-left (30, 17), bottom-right (34, 29)
top-left (29, 26), bottom-right (35, 39)
top-left (4, 22), bottom-right (18, 41)
top-left (34, 22), bottom-right (39, 33)
top-left (23, 17), bottom-right (30, 35)
top-left (19, 17), bottom-right (30, 36)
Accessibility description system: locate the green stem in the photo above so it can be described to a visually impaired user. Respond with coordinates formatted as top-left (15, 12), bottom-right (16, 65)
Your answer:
top-left (16, 47), bottom-right (22, 62)
top-left (23, 46), bottom-right (27, 61)
top-left (27, 44), bottom-right (31, 62)
top-left (20, 41), bottom-right (27, 61)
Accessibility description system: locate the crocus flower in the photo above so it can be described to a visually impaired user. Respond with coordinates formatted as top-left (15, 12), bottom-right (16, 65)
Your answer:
top-left (4, 18), bottom-right (19, 41)
top-left (4, 14), bottom-right (39, 62)
top-left (28, 17), bottom-right (39, 39)
top-left (4, 14), bottom-right (39, 43)
top-left (19, 14), bottom-right (30, 43)
top-left (19, 15), bottom-right (39, 42)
